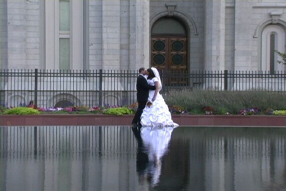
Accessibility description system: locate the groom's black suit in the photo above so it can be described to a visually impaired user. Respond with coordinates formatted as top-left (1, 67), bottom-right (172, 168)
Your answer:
top-left (132, 74), bottom-right (155, 125)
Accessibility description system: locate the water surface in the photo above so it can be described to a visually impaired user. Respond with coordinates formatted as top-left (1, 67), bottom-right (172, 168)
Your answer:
top-left (0, 126), bottom-right (286, 191)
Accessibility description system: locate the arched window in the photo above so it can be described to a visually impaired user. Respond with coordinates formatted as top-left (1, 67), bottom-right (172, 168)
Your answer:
top-left (261, 25), bottom-right (286, 73)
top-left (152, 18), bottom-right (186, 35)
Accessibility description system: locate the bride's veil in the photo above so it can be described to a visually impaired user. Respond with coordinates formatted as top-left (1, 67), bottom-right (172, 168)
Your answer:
top-left (151, 67), bottom-right (162, 91)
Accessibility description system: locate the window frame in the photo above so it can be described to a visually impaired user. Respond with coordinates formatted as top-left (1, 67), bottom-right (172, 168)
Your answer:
top-left (261, 25), bottom-right (286, 72)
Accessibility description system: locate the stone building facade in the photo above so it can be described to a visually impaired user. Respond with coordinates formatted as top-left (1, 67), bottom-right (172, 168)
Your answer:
top-left (0, 0), bottom-right (286, 107)
top-left (0, 0), bottom-right (285, 72)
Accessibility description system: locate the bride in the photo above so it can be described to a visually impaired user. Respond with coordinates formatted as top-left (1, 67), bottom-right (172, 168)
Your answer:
top-left (140, 67), bottom-right (179, 127)
top-left (140, 126), bottom-right (176, 187)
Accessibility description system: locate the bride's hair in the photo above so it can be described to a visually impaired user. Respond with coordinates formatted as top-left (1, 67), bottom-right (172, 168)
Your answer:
top-left (147, 68), bottom-right (155, 79)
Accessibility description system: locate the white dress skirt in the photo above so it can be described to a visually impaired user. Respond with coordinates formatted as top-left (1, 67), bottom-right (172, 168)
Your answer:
top-left (140, 77), bottom-right (179, 127)
top-left (140, 126), bottom-right (175, 186)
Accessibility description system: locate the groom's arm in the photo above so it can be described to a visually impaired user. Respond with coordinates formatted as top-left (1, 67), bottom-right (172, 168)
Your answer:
top-left (139, 77), bottom-right (155, 90)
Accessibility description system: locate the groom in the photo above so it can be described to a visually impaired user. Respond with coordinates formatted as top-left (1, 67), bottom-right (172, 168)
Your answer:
top-left (132, 67), bottom-right (156, 127)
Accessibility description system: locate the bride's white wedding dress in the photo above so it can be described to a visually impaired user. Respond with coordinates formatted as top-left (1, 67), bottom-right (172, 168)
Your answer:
top-left (140, 126), bottom-right (175, 186)
top-left (140, 77), bottom-right (178, 127)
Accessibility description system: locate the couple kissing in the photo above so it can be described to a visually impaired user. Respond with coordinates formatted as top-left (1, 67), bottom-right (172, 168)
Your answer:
top-left (132, 67), bottom-right (178, 128)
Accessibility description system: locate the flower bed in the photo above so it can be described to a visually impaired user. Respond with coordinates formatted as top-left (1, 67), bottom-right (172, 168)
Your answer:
top-left (1, 91), bottom-right (286, 116)
top-left (0, 105), bottom-right (286, 116)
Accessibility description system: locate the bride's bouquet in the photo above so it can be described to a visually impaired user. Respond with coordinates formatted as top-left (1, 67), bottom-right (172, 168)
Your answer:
top-left (146, 101), bottom-right (152, 108)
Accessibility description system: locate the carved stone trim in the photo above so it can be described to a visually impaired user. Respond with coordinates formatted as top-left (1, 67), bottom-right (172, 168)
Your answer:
top-left (269, 11), bottom-right (283, 24)
top-left (150, 11), bottom-right (199, 36)
top-left (165, 4), bottom-right (177, 16)
top-left (253, 18), bottom-right (286, 38)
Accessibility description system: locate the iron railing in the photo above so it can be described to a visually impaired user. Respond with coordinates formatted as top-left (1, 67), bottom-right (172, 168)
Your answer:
top-left (1, 69), bottom-right (286, 108)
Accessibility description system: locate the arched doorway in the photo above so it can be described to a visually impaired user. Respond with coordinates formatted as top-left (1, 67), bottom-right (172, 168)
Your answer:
top-left (151, 17), bottom-right (187, 72)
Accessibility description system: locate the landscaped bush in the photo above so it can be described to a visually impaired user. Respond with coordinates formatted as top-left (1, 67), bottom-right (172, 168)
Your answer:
top-left (165, 90), bottom-right (286, 115)
top-left (2, 90), bottom-right (286, 116)
top-left (273, 110), bottom-right (286, 115)
top-left (168, 105), bottom-right (186, 114)
top-left (103, 107), bottom-right (133, 115)
top-left (0, 106), bottom-right (6, 114)
top-left (128, 102), bottom-right (138, 113)
top-left (4, 107), bottom-right (40, 115)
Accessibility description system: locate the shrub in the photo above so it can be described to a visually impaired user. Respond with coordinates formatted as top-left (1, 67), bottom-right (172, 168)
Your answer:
top-left (264, 108), bottom-right (274, 115)
top-left (169, 105), bottom-right (186, 114)
top-left (89, 106), bottom-right (103, 114)
top-left (72, 106), bottom-right (89, 111)
top-left (0, 106), bottom-right (6, 114)
top-left (276, 51), bottom-right (286, 65)
top-left (238, 107), bottom-right (261, 115)
top-left (103, 107), bottom-right (133, 115)
top-left (188, 108), bottom-right (205, 115)
top-left (41, 110), bottom-right (69, 114)
top-left (165, 90), bottom-right (286, 115)
top-left (4, 107), bottom-right (40, 115)
top-left (273, 110), bottom-right (286, 115)
top-left (128, 102), bottom-right (138, 113)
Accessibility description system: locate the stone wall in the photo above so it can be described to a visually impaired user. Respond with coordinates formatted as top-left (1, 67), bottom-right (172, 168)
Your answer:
top-left (26, 0), bottom-right (41, 69)
top-left (89, 0), bottom-right (150, 70)
top-left (0, 0), bottom-right (7, 69)
top-left (225, 6), bottom-right (235, 71)
top-left (7, 0), bottom-right (41, 69)
top-left (1, 0), bottom-right (286, 72)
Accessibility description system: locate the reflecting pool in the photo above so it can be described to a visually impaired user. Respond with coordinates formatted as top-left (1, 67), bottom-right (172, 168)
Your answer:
top-left (0, 126), bottom-right (286, 191)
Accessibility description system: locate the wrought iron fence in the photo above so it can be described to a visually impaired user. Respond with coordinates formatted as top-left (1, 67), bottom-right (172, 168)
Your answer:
top-left (1, 69), bottom-right (286, 108)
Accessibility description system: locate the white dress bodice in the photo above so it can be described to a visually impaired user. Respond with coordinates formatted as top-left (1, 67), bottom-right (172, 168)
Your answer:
top-left (147, 77), bottom-right (158, 102)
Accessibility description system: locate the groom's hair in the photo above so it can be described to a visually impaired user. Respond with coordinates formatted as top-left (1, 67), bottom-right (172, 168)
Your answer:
top-left (139, 67), bottom-right (145, 73)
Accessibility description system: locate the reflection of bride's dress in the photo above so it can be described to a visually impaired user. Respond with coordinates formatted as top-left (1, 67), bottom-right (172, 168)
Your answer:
top-left (140, 126), bottom-right (176, 187)
top-left (140, 77), bottom-right (178, 127)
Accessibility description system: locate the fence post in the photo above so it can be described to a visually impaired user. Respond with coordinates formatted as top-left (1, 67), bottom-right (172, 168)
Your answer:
top-left (99, 69), bottom-right (103, 107)
top-left (224, 70), bottom-right (228, 90)
top-left (34, 126), bottom-right (37, 156)
top-left (34, 69), bottom-right (38, 108)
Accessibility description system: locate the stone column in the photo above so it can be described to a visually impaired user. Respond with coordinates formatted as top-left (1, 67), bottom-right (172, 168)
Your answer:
top-left (234, 0), bottom-right (253, 71)
top-left (89, 0), bottom-right (102, 70)
top-left (7, 0), bottom-right (27, 69)
top-left (119, 0), bottom-right (129, 70)
top-left (204, 0), bottom-right (225, 71)
top-left (71, 0), bottom-right (83, 70)
top-left (129, 0), bottom-right (150, 70)
top-left (26, 0), bottom-right (41, 69)
top-left (45, 0), bottom-right (56, 69)
top-left (0, 0), bottom-right (8, 69)
top-left (102, 0), bottom-right (121, 70)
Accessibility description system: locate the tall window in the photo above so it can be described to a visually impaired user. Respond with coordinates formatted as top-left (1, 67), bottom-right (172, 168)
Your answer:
top-left (261, 25), bottom-right (286, 72)
top-left (59, 0), bottom-right (70, 70)
top-left (269, 33), bottom-right (275, 74)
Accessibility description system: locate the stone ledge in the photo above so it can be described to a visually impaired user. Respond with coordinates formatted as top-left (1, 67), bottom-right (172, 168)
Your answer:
top-left (0, 115), bottom-right (286, 127)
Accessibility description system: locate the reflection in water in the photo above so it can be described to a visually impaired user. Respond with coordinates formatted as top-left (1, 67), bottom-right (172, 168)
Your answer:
top-left (132, 126), bottom-right (176, 188)
top-left (1, 126), bottom-right (286, 190)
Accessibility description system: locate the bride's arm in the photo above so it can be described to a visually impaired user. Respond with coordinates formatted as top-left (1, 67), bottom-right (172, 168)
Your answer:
top-left (152, 81), bottom-right (159, 102)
